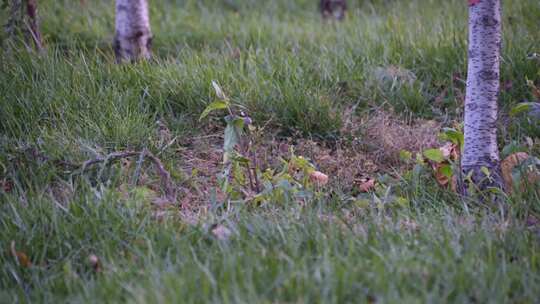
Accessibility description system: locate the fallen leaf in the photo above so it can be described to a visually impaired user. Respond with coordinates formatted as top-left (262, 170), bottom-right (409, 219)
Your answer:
top-left (400, 219), bottom-right (420, 231)
top-left (526, 215), bottom-right (539, 228)
top-left (152, 196), bottom-right (174, 208)
top-left (1, 179), bottom-right (13, 193)
top-left (433, 163), bottom-right (451, 187)
top-left (358, 178), bottom-right (376, 193)
top-left (211, 225), bottom-right (232, 241)
top-left (501, 152), bottom-right (539, 193)
top-left (88, 254), bottom-right (102, 273)
top-left (10, 241), bottom-right (31, 268)
top-left (309, 171), bottom-right (329, 186)
top-left (15, 252), bottom-right (32, 267)
top-left (527, 79), bottom-right (540, 100)
top-left (439, 142), bottom-right (459, 161)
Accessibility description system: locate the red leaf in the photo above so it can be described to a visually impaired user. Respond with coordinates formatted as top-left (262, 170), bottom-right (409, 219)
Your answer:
top-left (468, 0), bottom-right (480, 6)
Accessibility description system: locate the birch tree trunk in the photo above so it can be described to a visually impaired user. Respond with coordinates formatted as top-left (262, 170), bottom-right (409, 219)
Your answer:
top-left (114, 0), bottom-right (152, 63)
top-left (461, 0), bottom-right (503, 192)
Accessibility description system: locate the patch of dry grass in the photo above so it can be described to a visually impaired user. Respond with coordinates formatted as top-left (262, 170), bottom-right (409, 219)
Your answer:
top-left (363, 111), bottom-right (441, 165)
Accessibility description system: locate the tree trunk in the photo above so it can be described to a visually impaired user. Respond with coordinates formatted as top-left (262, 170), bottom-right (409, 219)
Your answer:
top-left (25, 0), bottom-right (43, 50)
top-left (461, 0), bottom-right (503, 193)
top-left (114, 0), bottom-right (152, 63)
top-left (320, 0), bottom-right (347, 21)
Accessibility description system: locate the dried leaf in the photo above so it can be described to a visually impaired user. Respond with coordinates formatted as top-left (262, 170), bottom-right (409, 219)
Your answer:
top-left (10, 241), bottom-right (31, 268)
top-left (309, 171), bottom-right (329, 186)
top-left (88, 254), bottom-right (102, 273)
top-left (400, 219), bottom-right (420, 231)
top-left (211, 225), bottom-right (231, 241)
top-left (439, 142), bottom-right (459, 161)
top-left (358, 178), bottom-right (376, 193)
top-left (527, 79), bottom-right (540, 100)
top-left (501, 152), bottom-right (540, 193)
top-left (433, 163), bottom-right (452, 186)
top-left (152, 196), bottom-right (174, 208)
top-left (526, 215), bottom-right (540, 228)
top-left (1, 179), bottom-right (13, 193)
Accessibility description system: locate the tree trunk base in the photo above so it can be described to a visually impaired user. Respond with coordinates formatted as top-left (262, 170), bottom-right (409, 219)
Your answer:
top-left (113, 32), bottom-right (152, 63)
top-left (459, 163), bottom-right (504, 198)
top-left (114, 0), bottom-right (152, 63)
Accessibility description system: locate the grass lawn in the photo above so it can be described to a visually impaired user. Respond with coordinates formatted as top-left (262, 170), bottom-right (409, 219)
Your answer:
top-left (1, 0), bottom-right (540, 302)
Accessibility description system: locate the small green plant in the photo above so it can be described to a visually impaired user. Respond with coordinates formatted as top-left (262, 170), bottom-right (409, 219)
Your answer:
top-left (400, 126), bottom-right (463, 191)
top-left (200, 81), bottom-right (328, 206)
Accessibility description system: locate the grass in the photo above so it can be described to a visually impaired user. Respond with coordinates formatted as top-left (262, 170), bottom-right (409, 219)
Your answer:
top-left (1, 191), bottom-right (540, 303)
top-left (0, 0), bottom-right (539, 302)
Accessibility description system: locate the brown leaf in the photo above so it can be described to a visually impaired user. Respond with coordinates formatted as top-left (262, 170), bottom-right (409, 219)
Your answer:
top-left (433, 163), bottom-right (450, 187)
top-left (501, 152), bottom-right (539, 193)
top-left (10, 241), bottom-right (31, 268)
top-left (309, 171), bottom-right (329, 186)
top-left (439, 142), bottom-right (459, 161)
top-left (358, 178), bottom-right (376, 193)
top-left (211, 225), bottom-right (232, 241)
top-left (528, 81), bottom-right (540, 100)
top-left (1, 179), bottom-right (13, 193)
top-left (526, 215), bottom-right (540, 228)
top-left (152, 196), bottom-right (174, 208)
top-left (88, 254), bottom-right (102, 273)
top-left (400, 219), bottom-right (420, 231)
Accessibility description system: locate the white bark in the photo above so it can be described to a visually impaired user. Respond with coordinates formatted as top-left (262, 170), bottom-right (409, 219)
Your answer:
top-left (462, 0), bottom-right (502, 189)
top-left (114, 0), bottom-right (152, 62)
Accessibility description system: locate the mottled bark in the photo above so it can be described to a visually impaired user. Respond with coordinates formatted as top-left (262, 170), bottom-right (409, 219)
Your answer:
top-left (114, 0), bottom-right (152, 63)
top-left (461, 0), bottom-right (503, 193)
top-left (320, 0), bottom-right (347, 21)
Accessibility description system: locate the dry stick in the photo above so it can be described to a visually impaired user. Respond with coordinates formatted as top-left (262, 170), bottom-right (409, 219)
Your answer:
top-left (80, 150), bottom-right (176, 200)
top-left (239, 136), bottom-right (256, 192)
top-left (81, 151), bottom-right (140, 172)
top-left (131, 149), bottom-right (147, 186)
top-left (250, 147), bottom-right (261, 193)
top-left (245, 149), bottom-right (256, 193)
top-left (146, 152), bottom-right (176, 200)
top-left (246, 164), bottom-right (256, 193)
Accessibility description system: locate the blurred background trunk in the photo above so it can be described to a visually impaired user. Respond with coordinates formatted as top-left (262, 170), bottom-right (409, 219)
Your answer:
top-left (114, 0), bottom-right (152, 63)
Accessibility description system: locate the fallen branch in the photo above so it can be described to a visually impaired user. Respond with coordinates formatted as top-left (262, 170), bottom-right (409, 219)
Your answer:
top-left (146, 151), bottom-right (176, 199)
top-left (3, 144), bottom-right (178, 201)
top-left (81, 151), bottom-right (139, 171)
top-left (79, 150), bottom-right (176, 200)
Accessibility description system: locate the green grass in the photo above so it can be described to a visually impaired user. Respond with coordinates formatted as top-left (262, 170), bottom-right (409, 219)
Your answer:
top-left (1, 190), bottom-right (540, 303)
top-left (1, 0), bottom-right (540, 302)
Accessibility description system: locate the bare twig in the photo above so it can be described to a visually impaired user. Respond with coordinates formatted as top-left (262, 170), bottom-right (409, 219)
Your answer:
top-left (250, 146), bottom-right (261, 193)
top-left (81, 151), bottom-right (140, 172)
top-left (131, 149), bottom-right (147, 186)
top-left (146, 151), bottom-right (176, 200)
top-left (79, 150), bottom-right (176, 200)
